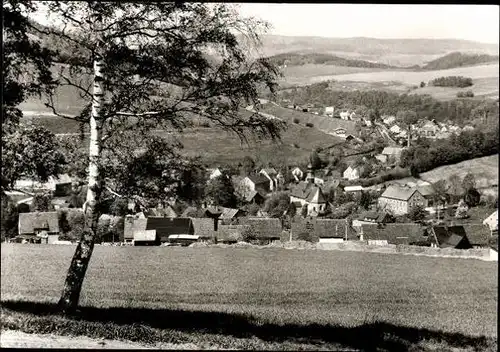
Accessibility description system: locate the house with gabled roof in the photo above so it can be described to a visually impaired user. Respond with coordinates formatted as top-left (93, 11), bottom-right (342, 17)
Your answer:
top-left (245, 189), bottom-right (266, 205)
top-left (290, 181), bottom-right (327, 217)
top-left (343, 165), bottom-right (360, 181)
top-left (291, 218), bottom-right (357, 243)
top-left (378, 185), bottom-right (426, 216)
top-left (483, 210), bottom-right (498, 234)
top-left (381, 147), bottom-right (405, 163)
top-left (291, 166), bottom-right (304, 182)
top-left (462, 224), bottom-right (492, 249)
top-left (242, 218), bottom-right (282, 244)
top-left (358, 223), bottom-right (429, 246)
top-left (259, 168), bottom-right (279, 191)
top-left (352, 211), bottom-right (392, 228)
top-left (124, 216), bottom-right (193, 244)
top-left (239, 174), bottom-right (271, 198)
top-left (17, 211), bottom-right (60, 244)
top-left (429, 225), bottom-right (472, 249)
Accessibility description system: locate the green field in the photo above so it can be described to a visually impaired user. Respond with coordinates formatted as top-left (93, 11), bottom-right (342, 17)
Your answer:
top-left (419, 154), bottom-right (499, 190)
top-left (1, 244), bottom-right (497, 350)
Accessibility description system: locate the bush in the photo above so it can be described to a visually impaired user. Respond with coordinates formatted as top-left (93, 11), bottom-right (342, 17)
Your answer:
top-left (429, 76), bottom-right (473, 88)
top-left (305, 122), bottom-right (314, 128)
top-left (293, 118), bottom-right (300, 124)
top-left (457, 90), bottom-right (474, 98)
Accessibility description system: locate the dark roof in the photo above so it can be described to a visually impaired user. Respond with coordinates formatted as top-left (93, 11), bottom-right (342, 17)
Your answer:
top-left (431, 225), bottom-right (469, 248)
top-left (245, 190), bottom-right (266, 202)
top-left (358, 211), bottom-right (391, 223)
top-left (242, 218), bottom-right (282, 239)
top-left (291, 218), bottom-right (357, 241)
top-left (124, 216), bottom-right (148, 240)
top-left (146, 217), bottom-right (193, 242)
top-left (205, 206), bottom-right (243, 219)
top-left (217, 224), bottom-right (250, 242)
top-left (360, 223), bottom-right (428, 245)
top-left (291, 182), bottom-right (326, 203)
top-left (18, 212), bottom-right (59, 235)
top-left (124, 216), bottom-right (193, 242)
top-left (247, 174), bottom-right (270, 185)
top-left (181, 206), bottom-right (199, 217)
top-left (315, 219), bottom-right (357, 239)
top-left (191, 218), bottom-right (217, 240)
top-left (380, 185), bottom-right (420, 201)
top-left (145, 206), bottom-right (178, 218)
top-left (463, 224), bottom-right (491, 247)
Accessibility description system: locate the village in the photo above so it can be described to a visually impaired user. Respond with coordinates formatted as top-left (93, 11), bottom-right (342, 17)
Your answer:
top-left (5, 143), bottom-right (498, 255)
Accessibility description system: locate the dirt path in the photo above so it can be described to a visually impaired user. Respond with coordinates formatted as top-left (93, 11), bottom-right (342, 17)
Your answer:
top-left (0, 330), bottom-right (201, 349)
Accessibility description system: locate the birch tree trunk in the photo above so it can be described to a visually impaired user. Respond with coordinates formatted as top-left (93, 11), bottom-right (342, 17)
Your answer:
top-left (57, 34), bottom-right (104, 313)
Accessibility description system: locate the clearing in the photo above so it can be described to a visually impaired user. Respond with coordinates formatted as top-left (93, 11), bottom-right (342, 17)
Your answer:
top-left (419, 154), bottom-right (499, 191)
top-left (1, 244), bottom-right (497, 351)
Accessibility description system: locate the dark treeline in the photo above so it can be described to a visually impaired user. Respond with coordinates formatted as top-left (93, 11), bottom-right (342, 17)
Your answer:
top-left (268, 52), bottom-right (396, 69)
top-left (422, 52), bottom-right (499, 70)
top-left (429, 76), bottom-right (473, 88)
top-left (278, 82), bottom-right (498, 125)
top-left (400, 126), bottom-right (499, 175)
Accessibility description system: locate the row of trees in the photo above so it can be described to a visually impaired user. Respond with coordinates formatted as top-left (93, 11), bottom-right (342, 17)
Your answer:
top-left (400, 126), bottom-right (498, 175)
top-left (428, 76), bottom-right (473, 88)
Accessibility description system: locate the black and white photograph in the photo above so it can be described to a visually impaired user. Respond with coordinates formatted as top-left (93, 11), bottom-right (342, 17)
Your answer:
top-left (1, 2), bottom-right (498, 350)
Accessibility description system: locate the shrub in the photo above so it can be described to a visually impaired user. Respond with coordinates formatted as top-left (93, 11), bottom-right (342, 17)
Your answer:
top-left (305, 122), bottom-right (314, 128)
top-left (242, 226), bottom-right (258, 243)
top-left (293, 118), bottom-right (300, 124)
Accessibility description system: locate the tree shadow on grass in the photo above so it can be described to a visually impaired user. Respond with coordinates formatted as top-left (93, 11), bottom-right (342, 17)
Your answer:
top-left (0, 300), bottom-right (493, 352)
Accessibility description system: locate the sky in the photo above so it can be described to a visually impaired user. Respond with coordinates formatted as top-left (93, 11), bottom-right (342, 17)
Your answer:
top-left (236, 4), bottom-right (499, 44)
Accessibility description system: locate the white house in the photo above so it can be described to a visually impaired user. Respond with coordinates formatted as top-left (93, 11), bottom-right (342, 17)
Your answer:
top-left (343, 166), bottom-right (360, 181)
top-left (483, 210), bottom-right (498, 233)
top-left (238, 174), bottom-right (270, 199)
top-left (325, 106), bottom-right (335, 117)
top-left (340, 111), bottom-right (356, 120)
top-left (344, 185), bottom-right (364, 193)
top-left (389, 125), bottom-right (402, 134)
top-left (208, 168), bottom-right (223, 180)
top-left (381, 147), bottom-right (405, 163)
top-left (291, 167), bottom-right (304, 182)
top-left (290, 182), bottom-right (327, 216)
top-left (259, 168), bottom-right (279, 191)
top-left (382, 115), bottom-right (396, 125)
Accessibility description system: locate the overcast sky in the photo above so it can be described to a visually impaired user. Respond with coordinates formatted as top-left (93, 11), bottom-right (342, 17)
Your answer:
top-left (237, 4), bottom-right (499, 44)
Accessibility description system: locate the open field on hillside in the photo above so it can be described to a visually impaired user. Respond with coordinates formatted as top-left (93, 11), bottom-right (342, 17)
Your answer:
top-left (29, 114), bottom-right (340, 165)
top-left (412, 77), bottom-right (500, 101)
top-left (308, 63), bottom-right (499, 86)
top-left (1, 244), bottom-right (497, 350)
top-left (419, 154), bottom-right (499, 190)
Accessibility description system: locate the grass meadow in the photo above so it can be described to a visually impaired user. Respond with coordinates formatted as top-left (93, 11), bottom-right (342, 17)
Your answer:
top-left (1, 244), bottom-right (497, 350)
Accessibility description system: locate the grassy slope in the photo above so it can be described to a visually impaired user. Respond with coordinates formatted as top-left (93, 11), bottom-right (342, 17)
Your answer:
top-left (1, 244), bottom-right (497, 350)
top-left (419, 154), bottom-right (499, 190)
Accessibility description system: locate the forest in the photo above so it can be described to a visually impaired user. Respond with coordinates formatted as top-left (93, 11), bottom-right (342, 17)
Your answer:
top-left (428, 76), bottom-right (473, 88)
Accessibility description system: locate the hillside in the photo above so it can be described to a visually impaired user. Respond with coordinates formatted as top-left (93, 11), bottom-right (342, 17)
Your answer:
top-left (268, 52), bottom-right (397, 69)
top-left (421, 52), bottom-right (499, 70)
top-left (255, 35), bottom-right (500, 65)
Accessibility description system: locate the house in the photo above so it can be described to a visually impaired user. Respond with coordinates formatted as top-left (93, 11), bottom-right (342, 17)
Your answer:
top-left (217, 224), bottom-right (250, 244)
top-left (259, 168), bottom-right (279, 191)
top-left (344, 185), bottom-right (363, 193)
top-left (462, 224), bottom-right (492, 249)
top-left (144, 205), bottom-right (178, 218)
top-left (363, 118), bottom-right (373, 127)
top-left (420, 120), bottom-right (440, 138)
top-left (483, 210), bottom-right (498, 234)
top-left (290, 182), bottom-right (327, 216)
top-left (429, 225), bottom-right (472, 249)
top-left (389, 125), bottom-right (402, 134)
top-left (13, 174), bottom-right (73, 196)
top-left (123, 216), bottom-right (194, 244)
top-left (340, 111), bottom-right (356, 120)
top-left (191, 218), bottom-right (217, 242)
top-left (291, 218), bottom-right (357, 243)
top-left (381, 147), bottom-right (405, 163)
top-left (343, 165), bottom-right (360, 181)
top-left (358, 223), bottom-right (429, 246)
top-left (378, 185), bottom-right (426, 215)
top-left (291, 167), bottom-right (304, 182)
top-left (242, 218), bottom-right (282, 244)
top-left (382, 115), bottom-right (396, 125)
top-left (18, 212), bottom-right (60, 243)
top-left (133, 230), bottom-right (159, 246)
top-left (245, 190), bottom-right (266, 205)
top-left (205, 206), bottom-right (245, 223)
top-left (352, 211), bottom-right (392, 228)
top-left (239, 174), bottom-right (271, 198)
top-left (208, 168), bottom-right (223, 180)
top-left (325, 106), bottom-right (335, 117)
top-left (375, 154), bottom-right (388, 163)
